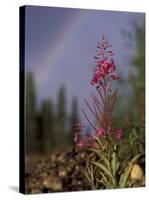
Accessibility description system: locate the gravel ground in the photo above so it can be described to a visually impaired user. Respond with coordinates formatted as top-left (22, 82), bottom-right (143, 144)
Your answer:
top-left (25, 148), bottom-right (93, 194)
top-left (25, 147), bottom-right (145, 194)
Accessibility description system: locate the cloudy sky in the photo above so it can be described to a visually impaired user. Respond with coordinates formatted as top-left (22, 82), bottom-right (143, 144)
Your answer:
top-left (24, 5), bottom-right (144, 117)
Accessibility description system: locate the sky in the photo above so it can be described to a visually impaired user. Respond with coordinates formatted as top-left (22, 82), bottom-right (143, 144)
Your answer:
top-left (24, 5), bottom-right (144, 118)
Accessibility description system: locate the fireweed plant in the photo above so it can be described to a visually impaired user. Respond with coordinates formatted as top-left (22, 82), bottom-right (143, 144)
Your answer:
top-left (74, 35), bottom-right (144, 189)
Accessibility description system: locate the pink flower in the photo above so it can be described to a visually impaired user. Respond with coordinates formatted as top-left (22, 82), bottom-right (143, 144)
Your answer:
top-left (97, 35), bottom-right (111, 50)
top-left (111, 74), bottom-right (119, 80)
top-left (76, 139), bottom-right (85, 149)
top-left (85, 133), bottom-right (96, 148)
top-left (99, 51), bottom-right (104, 56)
top-left (91, 73), bottom-right (98, 85)
top-left (74, 132), bottom-right (79, 143)
top-left (90, 141), bottom-right (96, 148)
top-left (107, 59), bottom-right (115, 73)
top-left (74, 35), bottom-right (122, 151)
top-left (73, 122), bottom-right (85, 145)
top-left (91, 36), bottom-right (120, 87)
top-left (86, 133), bottom-right (93, 141)
top-left (114, 128), bottom-right (122, 142)
top-left (98, 65), bottom-right (105, 76)
top-left (91, 70), bottom-right (103, 85)
top-left (96, 128), bottom-right (105, 137)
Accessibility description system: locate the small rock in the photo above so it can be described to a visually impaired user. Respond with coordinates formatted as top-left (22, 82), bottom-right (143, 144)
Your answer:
top-left (59, 170), bottom-right (67, 177)
top-left (131, 164), bottom-right (143, 181)
top-left (31, 189), bottom-right (41, 194)
top-left (42, 176), bottom-right (62, 191)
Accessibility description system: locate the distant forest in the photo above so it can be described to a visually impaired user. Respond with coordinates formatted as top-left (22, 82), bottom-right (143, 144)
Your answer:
top-left (26, 72), bottom-right (79, 155)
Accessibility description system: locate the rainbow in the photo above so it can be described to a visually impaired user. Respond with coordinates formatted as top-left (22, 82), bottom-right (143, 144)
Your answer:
top-left (34, 10), bottom-right (87, 86)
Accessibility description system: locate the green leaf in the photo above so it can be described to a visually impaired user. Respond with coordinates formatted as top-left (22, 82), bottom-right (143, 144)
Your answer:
top-left (81, 168), bottom-right (89, 179)
top-left (86, 161), bottom-right (90, 175)
top-left (111, 145), bottom-right (119, 177)
top-left (119, 164), bottom-right (133, 188)
top-left (92, 161), bottom-right (116, 188)
top-left (111, 151), bottom-right (118, 176)
top-left (89, 148), bottom-right (111, 170)
top-left (83, 162), bottom-right (96, 185)
top-left (90, 164), bottom-right (94, 182)
top-left (99, 171), bottom-right (109, 186)
top-left (119, 153), bottom-right (144, 188)
top-left (129, 153), bottom-right (144, 165)
top-left (129, 127), bottom-right (138, 146)
top-left (81, 168), bottom-right (96, 189)
top-left (92, 161), bottom-right (114, 181)
top-left (92, 136), bottom-right (104, 149)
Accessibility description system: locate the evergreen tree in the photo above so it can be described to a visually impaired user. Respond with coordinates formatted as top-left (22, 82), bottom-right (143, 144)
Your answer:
top-left (41, 99), bottom-right (55, 153)
top-left (26, 72), bottom-right (37, 154)
top-left (123, 18), bottom-right (145, 152)
top-left (36, 112), bottom-right (43, 154)
top-left (132, 19), bottom-right (145, 120)
top-left (128, 18), bottom-right (145, 121)
top-left (54, 86), bottom-right (67, 149)
top-left (69, 97), bottom-right (79, 145)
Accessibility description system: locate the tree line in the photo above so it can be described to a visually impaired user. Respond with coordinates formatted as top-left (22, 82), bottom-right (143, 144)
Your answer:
top-left (26, 72), bottom-right (79, 155)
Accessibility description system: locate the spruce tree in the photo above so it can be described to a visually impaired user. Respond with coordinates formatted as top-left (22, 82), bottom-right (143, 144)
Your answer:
top-left (69, 97), bottom-right (79, 145)
top-left (36, 112), bottom-right (43, 154)
top-left (26, 72), bottom-right (37, 154)
top-left (41, 99), bottom-right (55, 153)
top-left (55, 86), bottom-right (67, 149)
top-left (127, 18), bottom-right (145, 121)
top-left (131, 19), bottom-right (145, 120)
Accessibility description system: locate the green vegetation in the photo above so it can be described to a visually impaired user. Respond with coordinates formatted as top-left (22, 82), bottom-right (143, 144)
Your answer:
top-left (25, 73), bottom-right (79, 155)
